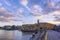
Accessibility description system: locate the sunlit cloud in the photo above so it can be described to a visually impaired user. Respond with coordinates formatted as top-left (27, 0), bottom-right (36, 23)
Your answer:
top-left (20, 0), bottom-right (28, 6)
top-left (48, 21), bottom-right (60, 24)
top-left (34, 14), bottom-right (55, 22)
top-left (20, 0), bottom-right (32, 13)
top-left (45, 0), bottom-right (55, 10)
top-left (33, 10), bottom-right (60, 23)
top-left (0, 3), bottom-right (17, 22)
top-left (0, 0), bottom-right (60, 26)
top-left (55, 15), bottom-right (60, 22)
top-left (34, 15), bottom-right (44, 19)
top-left (21, 0), bottom-right (60, 24)
top-left (32, 5), bottom-right (43, 15)
top-left (44, 10), bottom-right (60, 22)
top-left (0, 3), bottom-right (2, 6)
top-left (48, 11), bottom-right (60, 16)
top-left (56, 2), bottom-right (60, 9)
top-left (18, 9), bottom-right (24, 14)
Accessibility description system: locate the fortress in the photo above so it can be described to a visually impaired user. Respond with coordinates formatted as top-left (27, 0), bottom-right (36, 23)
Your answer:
top-left (21, 20), bottom-right (55, 32)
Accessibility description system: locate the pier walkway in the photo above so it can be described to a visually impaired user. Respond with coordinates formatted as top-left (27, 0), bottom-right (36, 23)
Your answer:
top-left (47, 30), bottom-right (60, 40)
top-left (30, 31), bottom-right (46, 40)
top-left (30, 30), bottom-right (60, 40)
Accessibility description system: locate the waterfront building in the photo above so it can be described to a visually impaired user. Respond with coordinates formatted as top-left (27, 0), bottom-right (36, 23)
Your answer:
top-left (21, 20), bottom-right (55, 32)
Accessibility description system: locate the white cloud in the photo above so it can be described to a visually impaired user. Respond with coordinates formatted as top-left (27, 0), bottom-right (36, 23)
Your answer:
top-left (20, 0), bottom-right (32, 13)
top-left (56, 1), bottom-right (60, 9)
top-left (18, 9), bottom-right (24, 14)
top-left (4, 0), bottom-right (17, 10)
top-left (34, 14), bottom-right (55, 22)
top-left (0, 3), bottom-right (17, 22)
top-left (45, 0), bottom-right (55, 10)
top-left (20, 0), bottom-right (28, 6)
top-left (33, 9), bottom-right (60, 22)
top-left (32, 5), bottom-right (43, 15)
top-left (48, 10), bottom-right (60, 16)
top-left (54, 15), bottom-right (60, 22)
top-left (20, 0), bottom-right (32, 14)
top-left (42, 10), bottom-right (60, 22)
top-left (0, 3), bottom-right (2, 6)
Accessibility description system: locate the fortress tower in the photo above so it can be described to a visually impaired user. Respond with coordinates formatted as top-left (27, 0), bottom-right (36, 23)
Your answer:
top-left (37, 19), bottom-right (40, 24)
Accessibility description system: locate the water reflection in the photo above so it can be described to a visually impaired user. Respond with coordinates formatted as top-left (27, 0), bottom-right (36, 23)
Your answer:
top-left (0, 30), bottom-right (32, 40)
top-left (22, 32), bottom-right (32, 40)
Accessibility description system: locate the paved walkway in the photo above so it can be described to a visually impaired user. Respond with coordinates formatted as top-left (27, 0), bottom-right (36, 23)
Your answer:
top-left (47, 30), bottom-right (60, 40)
top-left (30, 31), bottom-right (46, 40)
top-left (45, 32), bottom-right (48, 40)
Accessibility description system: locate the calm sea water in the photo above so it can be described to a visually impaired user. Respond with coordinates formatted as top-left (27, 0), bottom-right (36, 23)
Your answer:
top-left (0, 30), bottom-right (33, 40)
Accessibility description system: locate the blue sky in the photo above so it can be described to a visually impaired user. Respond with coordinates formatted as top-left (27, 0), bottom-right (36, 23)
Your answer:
top-left (0, 0), bottom-right (60, 26)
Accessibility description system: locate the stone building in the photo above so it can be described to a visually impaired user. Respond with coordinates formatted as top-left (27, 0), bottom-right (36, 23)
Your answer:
top-left (21, 20), bottom-right (55, 32)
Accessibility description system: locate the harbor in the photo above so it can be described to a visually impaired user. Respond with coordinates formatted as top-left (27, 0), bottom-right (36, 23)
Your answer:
top-left (0, 20), bottom-right (60, 40)
top-left (0, 30), bottom-right (60, 40)
top-left (0, 30), bottom-right (32, 40)
top-left (0, 0), bottom-right (60, 40)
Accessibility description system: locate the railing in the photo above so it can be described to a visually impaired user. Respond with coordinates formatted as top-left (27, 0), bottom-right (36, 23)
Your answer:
top-left (30, 30), bottom-right (46, 40)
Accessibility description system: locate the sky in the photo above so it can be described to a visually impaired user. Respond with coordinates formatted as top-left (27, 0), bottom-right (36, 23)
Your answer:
top-left (0, 0), bottom-right (60, 26)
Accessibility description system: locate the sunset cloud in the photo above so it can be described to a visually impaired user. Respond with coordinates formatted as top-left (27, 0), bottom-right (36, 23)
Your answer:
top-left (49, 11), bottom-right (60, 16)
top-left (0, 3), bottom-right (16, 22)
top-left (31, 5), bottom-right (43, 16)
top-left (56, 2), bottom-right (60, 9)
top-left (18, 9), bottom-right (24, 14)
top-left (33, 10), bottom-right (60, 23)
top-left (55, 15), bottom-right (60, 22)
top-left (46, 0), bottom-right (55, 9)
top-left (20, 0), bottom-right (28, 6)
top-left (0, 0), bottom-right (60, 26)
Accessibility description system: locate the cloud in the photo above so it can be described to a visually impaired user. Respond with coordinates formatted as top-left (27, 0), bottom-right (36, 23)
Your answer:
top-left (44, 0), bottom-right (60, 13)
top-left (55, 15), bottom-right (60, 22)
top-left (46, 21), bottom-right (60, 24)
top-left (0, 3), bottom-right (2, 6)
top-left (33, 9), bottom-right (60, 22)
top-left (33, 0), bottom-right (60, 22)
top-left (55, 2), bottom-right (60, 10)
top-left (31, 5), bottom-right (43, 16)
top-left (4, 0), bottom-right (17, 10)
top-left (33, 15), bottom-right (44, 19)
top-left (20, 0), bottom-right (32, 13)
top-left (48, 10), bottom-right (60, 16)
top-left (44, 0), bottom-right (55, 11)
top-left (44, 10), bottom-right (60, 22)
top-left (31, 5), bottom-right (45, 20)
top-left (34, 14), bottom-right (55, 22)
top-left (18, 9), bottom-right (24, 14)
top-left (20, 0), bottom-right (28, 6)
top-left (4, 0), bottom-right (12, 6)
top-left (19, 0), bottom-right (60, 23)
top-left (0, 16), bottom-right (11, 22)
top-left (0, 3), bottom-right (16, 22)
